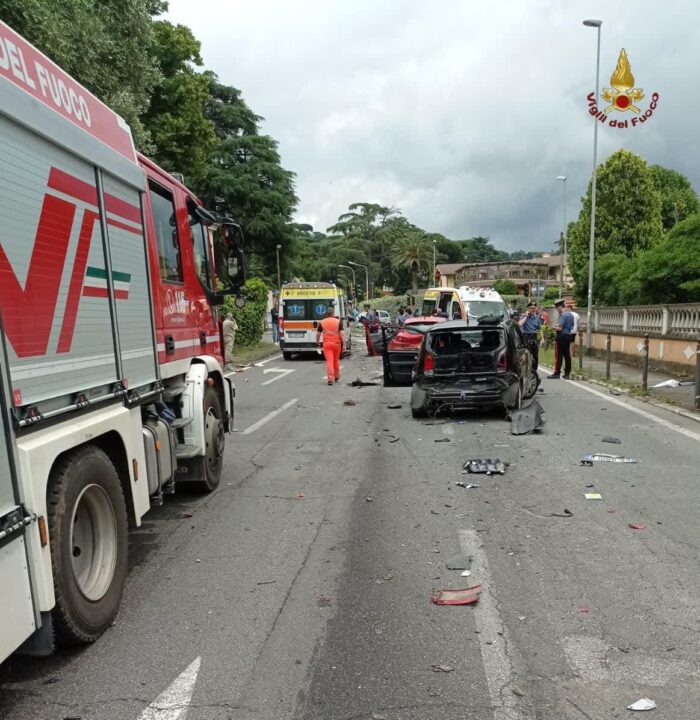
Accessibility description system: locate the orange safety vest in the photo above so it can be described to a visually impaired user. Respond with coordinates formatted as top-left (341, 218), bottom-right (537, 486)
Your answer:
top-left (319, 316), bottom-right (342, 344)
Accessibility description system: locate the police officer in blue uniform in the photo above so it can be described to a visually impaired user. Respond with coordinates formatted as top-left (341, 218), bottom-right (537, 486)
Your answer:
top-left (549, 299), bottom-right (574, 379)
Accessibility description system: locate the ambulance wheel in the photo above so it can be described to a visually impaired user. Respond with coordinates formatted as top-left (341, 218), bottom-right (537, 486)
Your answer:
top-left (47, 445), bottom-right (128, 646)
top-left (199, 385), bottom-right (224, 493)
top-left (283, 351), bottom-right (293, 360)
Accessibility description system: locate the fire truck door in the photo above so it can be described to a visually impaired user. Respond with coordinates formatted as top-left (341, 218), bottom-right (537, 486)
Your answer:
top-left (0, 333), bottom-right (37, 660)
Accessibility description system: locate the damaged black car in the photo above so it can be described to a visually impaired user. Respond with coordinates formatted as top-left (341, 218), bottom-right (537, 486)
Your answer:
top-left (410, 319), bottom-right (539, 418)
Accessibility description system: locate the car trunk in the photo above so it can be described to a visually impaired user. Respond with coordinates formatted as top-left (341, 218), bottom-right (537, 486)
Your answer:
top-left (427, 328), bottom-right (504, 377)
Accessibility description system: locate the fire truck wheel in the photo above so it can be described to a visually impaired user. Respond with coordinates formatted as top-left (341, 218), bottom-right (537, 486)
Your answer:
top-left (47, 445), bottom-right (128, 645)
top-left (200, 385), bottom-right (224, 492)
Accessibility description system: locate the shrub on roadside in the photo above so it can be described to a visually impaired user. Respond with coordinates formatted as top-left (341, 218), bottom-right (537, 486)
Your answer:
top-left (222, 277), bottom-right (269, 346)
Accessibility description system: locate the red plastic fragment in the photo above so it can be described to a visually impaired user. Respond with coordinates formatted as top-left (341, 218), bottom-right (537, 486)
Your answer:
top-left (628, 523), bottom-right (646, 530)
top-left (432, 585), bottom-right (482, 605)
top-left (579, 605), bottom-right (590, 614)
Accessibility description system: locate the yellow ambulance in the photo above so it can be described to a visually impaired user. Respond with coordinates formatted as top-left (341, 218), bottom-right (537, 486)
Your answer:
top-left (279, 282), bottom-right (352, 359)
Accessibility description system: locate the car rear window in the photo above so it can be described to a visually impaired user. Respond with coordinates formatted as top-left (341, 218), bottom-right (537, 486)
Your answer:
top-left (282, 298), bottom-right (335, 320)
top-left (466, 301), bottom-right (505, 319)
top-left (428, 328), bottom-right (503, 354)
top-left (403, 322), bottom-right (437, 334)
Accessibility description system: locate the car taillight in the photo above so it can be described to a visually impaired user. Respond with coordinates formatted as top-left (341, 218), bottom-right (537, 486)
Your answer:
top-left (423, 353), bottom-right (435, 376)
top-left (496, 350), bottom-right (508, 373)
top-left (279, 318), bottom-right (284, 336)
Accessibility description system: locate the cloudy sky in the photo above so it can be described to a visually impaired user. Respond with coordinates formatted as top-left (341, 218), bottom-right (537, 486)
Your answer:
top-left (167, 0), bottom-right (699, 253)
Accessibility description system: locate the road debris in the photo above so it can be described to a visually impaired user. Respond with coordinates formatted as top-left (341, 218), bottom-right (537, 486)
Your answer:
top-left (431, 664), bottom-right (454, 672)
top-left (579, 605), bottom-right (590, 614)
top-left (628, 522), bottom-right (647, 530)
top-left (585, 493), bottom-right (603, 500)
top-left (434, 437), bottom-right (450, 443)
top-left (180, 511), bottom-right (193, 518)
top-left (627, 698), bottom-right (657, 711)
top-left (456, 482), bottom-right (480, 489)
top-left (463, 458), bottom-right (506, 475)
top-left (389, 437), bottom-right (400, 443)
top-left (351, 377), bottom-right (378, 387)
top-left (343, 399), bottom-right (357, 406)
top-left (445, 554), bottom-right (470, 570)
top-left (461, 570), bottom-right (472, 577)
top-left (581, 453), bottom-right (637, 465)
top-left (550, 509), bottom-right (573, 517)
top-left (365, 496), bottom-right (374, 502)
top-left (296, 493), bottom-right (305, 499)
top-left (509, 400), bottom-right (545, 434)
top-left (256, 580), bottom-right (276, 586)
top-left (512, 686), bottom-right (525, 697)
top-left (387, 403), bottom-right (402, 409)
top-left (432, 585), bottom-right (481, 605)
top-left (601, 436), bottom-right (622, 444)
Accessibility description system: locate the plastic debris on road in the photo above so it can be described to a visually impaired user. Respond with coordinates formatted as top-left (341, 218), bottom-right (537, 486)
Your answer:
top-left (463, 458), bottom-right (506, 475)
top-left (509, 400), bottom-right (545, 435)
top-left (461, 570), bottom-right (472, 577)
top-left (627, 698), bottom-right (657, 711)
top-left (456, 482), bottom-right (480, 489)
top-left (344, 399), bottom-right (357, 406)
top-left (431, 664), bottom-right (454, 672)
top-left (628, 522), bottom-right (647, 530)
top-left (550, 509), bottom-right (573, 517)
top-left (432, 585), bottom-right (481, 605)
top-left (601, 436), bottom-right (622, 444)
top-left (351, 377), bottom-right (378, 387)
top-left (581, 453), bottom-right (637, 465)
top-left (435, 437), bottom-right (450, 443)
top-left (585, 493), bottom-right (603, 500)
top-left (651, 378), bottom-right (681, 388)
top-left (387, 403), bottom-right (402, 409)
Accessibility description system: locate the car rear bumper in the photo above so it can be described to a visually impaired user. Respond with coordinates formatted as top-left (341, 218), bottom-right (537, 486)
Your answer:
top-left (280, 340), bottom-right (317, 353)
top-left (411, 375), bottom-right (517, 410)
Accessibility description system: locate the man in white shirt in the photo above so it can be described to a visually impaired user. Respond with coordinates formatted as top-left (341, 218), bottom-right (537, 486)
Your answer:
top-left (566, 302), bottom-right (580, 354)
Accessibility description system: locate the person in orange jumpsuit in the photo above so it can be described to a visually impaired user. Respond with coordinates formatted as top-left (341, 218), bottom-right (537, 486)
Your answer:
top-left (316, 306), bottom-right (346, 385)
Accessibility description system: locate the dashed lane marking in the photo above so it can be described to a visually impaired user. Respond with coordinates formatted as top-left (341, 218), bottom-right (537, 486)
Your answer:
top-left (242, 398), bottom-right (299, 435)
top-left (138, 657), bottom-right (200, 720)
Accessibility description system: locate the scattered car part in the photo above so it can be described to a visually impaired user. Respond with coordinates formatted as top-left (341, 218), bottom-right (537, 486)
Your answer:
top-left (601, 436), bottom-right (622, 444)
top-left (585, 493), bottom-right (603, 500)
top-left (627, 698), bottom-right (656, 711)
top-left (463, 458), bottom-right (506, 475)
top-left (628, 523), bottom-right (647, 530)
top-left (509, 400), bottom-right (545, 435)
top-left (432, 585), bottom-right (481, 605)
top-left (550, 509), bottom-right (573, 517)
top-left (445, 554), bottom-right (470, 570)
top-left (456, 482), bottom-right (480, 489)
top-left (581, 453), bottom-right (637, 465)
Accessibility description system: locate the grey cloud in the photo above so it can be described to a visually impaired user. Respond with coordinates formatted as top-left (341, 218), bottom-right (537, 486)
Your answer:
top-left (168, 0), bottom-right (700, 252)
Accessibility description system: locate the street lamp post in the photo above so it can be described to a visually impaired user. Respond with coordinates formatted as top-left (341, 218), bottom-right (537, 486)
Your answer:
top-left (348, 261), bottom-right (370, 302)
top-left (583, 18), bottom-right (602, 350)
top-left (556, 175), bottom-right (567, 296)
top-left (275, 244), bottom-right (282, 289)
top-left (432, 239), bottom-right (437, 285)
top-left (338, 264), bottom-right (356, 301)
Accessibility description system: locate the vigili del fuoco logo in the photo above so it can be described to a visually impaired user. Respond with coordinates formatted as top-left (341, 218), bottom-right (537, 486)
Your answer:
top-left (587, 48), bottom-right (659, 129)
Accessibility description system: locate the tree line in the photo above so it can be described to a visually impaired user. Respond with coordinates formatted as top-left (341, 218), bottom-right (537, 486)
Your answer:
top-left (567, 149), bottom-right (700, 305)
top-left (0, 0), bottom-right (296, 280)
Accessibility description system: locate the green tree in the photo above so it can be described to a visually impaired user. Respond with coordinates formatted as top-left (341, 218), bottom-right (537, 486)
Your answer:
top-left (649, 165), bottom-right (699, 232)
top-left (222, 277), bottom-right (269, 346)
top-left (200, 76), bottom-right (297, 279)
top-left (392, 232), bottom-right (432, 295)
top-left (0, 0), bottom-right (165, 150)
top-left (636, 214), bottom-right (700, 303)
top-left (568, 149), bottom-right (663, 300)
top-left (459, 236), bottom-right (509, 263)
top-left (143, 21), bottom-right (217, 185)
top-left (493, 279), bottom-right (517, 295)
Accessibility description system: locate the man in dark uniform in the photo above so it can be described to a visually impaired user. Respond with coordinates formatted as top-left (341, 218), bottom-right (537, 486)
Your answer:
top-left (518, 301), bottom-right (544, 370)
top-left (549, 299), bottom-right (574, 379)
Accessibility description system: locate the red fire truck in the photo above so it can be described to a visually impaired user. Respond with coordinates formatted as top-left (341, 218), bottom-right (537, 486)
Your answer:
top-left (0, 21), bottom-right (245, 661)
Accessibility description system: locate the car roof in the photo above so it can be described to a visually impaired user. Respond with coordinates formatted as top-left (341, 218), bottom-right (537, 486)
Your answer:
top-left (425, 319), bottom-right (508, 333)
top-left (405, 316), bottom-right (445, 325)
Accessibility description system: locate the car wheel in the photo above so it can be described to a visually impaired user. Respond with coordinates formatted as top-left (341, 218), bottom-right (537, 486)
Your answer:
top-left (199, 385), bottom-right (224, 493)
top-left (282, 351), bottom-right (292, 360)
top-left (383, 364), bottom-right (394, 387)
top-left (411, 406), bottom-right (427, 419)
top-left (524, 368), bottom-right (540, 399)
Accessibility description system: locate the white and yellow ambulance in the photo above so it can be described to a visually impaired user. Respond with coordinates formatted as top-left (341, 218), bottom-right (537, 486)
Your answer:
top-left (279, 282), bottom-right (352, 359)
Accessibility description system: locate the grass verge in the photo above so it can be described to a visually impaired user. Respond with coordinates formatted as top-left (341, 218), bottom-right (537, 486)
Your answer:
top-left (233, 341), bottom-right (279, 366)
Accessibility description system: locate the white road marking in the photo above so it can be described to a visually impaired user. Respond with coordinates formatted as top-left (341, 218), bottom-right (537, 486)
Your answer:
top-left (459, 529), bottom-right (527, 720)
top-left (242, 398), bottom-right (299, 435)
top-left (255, 354), bottom-right (283, 366)
top-left (138, 657), bottom-right (201, 720)
top-left (549, 374), bottom-right (700, 442)
top-left (261, 367), bottom-right (295, 386)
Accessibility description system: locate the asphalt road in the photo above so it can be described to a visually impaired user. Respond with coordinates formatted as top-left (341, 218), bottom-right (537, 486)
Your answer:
top-left (1, 345), bottom-right (699, 720)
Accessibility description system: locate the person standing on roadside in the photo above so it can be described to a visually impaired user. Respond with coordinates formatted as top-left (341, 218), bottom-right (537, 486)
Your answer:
top-left (518, 301), bottom-right (544, 370)
top-left (316, 306), bottom-right (346, 385)
top-left (567, 301), bottom-right (580, 356)
top-left (270, 297), bottom-right (280, 344)
top-left (548, 299), bottom-right (574, 379)
top-left (222, 313), bottom-right (239, 371)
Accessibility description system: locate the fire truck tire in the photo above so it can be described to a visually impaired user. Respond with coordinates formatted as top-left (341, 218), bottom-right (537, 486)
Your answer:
top-left (47, 445), bottom-right (128, 646)
top-left (199, 385), bottom-right (224, 493)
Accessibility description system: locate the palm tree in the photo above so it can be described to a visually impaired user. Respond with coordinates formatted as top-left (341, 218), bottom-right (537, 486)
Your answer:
top-left (392, 232), bottom-right (432, 295)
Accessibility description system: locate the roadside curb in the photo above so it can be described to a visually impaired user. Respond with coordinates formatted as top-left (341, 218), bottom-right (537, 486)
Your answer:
top-left (538, 363), bottom-right (700, 425)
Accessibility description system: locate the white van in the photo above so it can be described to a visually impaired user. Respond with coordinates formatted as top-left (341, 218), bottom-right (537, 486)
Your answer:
top-left (457, 287), bottom-right (507, 325)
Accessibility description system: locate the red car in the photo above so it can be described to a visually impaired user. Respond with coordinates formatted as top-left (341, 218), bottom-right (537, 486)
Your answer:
top-left (382, 316), bottom-right (447, 386)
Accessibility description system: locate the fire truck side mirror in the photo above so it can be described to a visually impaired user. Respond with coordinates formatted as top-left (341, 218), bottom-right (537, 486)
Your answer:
top-left (213, 222), bottom-right (246, 297)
